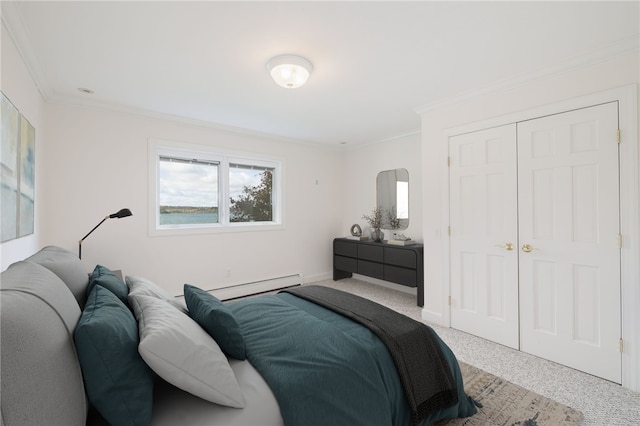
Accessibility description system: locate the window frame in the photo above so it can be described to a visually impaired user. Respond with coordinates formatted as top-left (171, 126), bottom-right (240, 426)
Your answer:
top-left (148, 138), bottom-right (284, 236)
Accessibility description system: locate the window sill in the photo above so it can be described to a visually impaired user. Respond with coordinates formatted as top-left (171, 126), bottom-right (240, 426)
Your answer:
top-left (148, 222), bottom-right (285, 237)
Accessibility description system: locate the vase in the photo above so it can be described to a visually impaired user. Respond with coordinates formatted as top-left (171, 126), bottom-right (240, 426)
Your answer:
top-left (370, 228), bottom-right (384, 242)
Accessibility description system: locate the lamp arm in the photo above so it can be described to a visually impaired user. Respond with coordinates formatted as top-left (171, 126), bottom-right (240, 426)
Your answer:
top-left (78, 216), bottom-right (109, 259)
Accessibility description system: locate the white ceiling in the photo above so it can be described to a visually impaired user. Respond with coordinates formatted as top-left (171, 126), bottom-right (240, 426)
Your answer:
top-left (2, 1), bottom-right (639, 147)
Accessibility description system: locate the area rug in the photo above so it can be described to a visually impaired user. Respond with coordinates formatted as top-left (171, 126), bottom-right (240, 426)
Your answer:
top-left (437, 362), bottom-right (584, 425)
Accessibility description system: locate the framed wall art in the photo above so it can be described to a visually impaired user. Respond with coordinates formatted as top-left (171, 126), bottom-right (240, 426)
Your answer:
top-left (19, 114), bottom-right (35, 237)
top-left (1, 91), bottom-right (35, 242)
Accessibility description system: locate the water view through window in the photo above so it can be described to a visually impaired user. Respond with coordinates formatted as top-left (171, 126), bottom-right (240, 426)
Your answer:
top-left (158, 157), bottom-right (274, 226)
top-left (159, 157), bottom-right (219, 225)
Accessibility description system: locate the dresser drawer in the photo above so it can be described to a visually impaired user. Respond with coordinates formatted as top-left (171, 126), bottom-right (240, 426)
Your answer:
top-left (334, 240), bottom-right (357, 258)
top-left (384, 247), bottom-right (417, 268)
top-left (384, 265), bottom-right (417, 287)
top-left (358, 260), bottom-right (383, 279)
top-left (334, 255), bottom-right (357, 272)
top-left (333, 238), bottom-right (423, 307)
top-left (358, 244), bottom-right (383, 262)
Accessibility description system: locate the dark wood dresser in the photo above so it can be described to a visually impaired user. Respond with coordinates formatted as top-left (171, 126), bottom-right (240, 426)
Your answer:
top-left (333, 238), bottom-right (424, 306)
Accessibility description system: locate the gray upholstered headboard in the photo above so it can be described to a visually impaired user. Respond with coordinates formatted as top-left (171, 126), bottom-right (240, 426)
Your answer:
top-left (0, 246), bottom-right (90, 426)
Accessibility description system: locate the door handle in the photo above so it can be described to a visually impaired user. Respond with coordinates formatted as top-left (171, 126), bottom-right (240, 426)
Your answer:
top-left (522, 244), bottom-right (533, 253)
top-left (495, 242), bottom-right (514, 251)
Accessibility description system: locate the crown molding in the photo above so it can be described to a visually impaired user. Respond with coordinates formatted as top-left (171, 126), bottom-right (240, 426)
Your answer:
top-left (1, 2), bottom-right (52, 101)
top-left (415, 35), bottom-right (640, 116)
top-left (50, 94), bottom-right (349, 150)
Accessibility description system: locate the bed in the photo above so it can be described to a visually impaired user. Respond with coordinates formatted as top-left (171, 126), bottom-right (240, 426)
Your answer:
top-left (0, 246), bottom-right (477, 426)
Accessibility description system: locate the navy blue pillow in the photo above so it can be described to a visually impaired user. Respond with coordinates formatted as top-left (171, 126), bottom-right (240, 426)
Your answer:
top-left (88, 264), bottom-right (128, 305)
top-left (184, 284), bottom-right (246, 360)
top-left (74, 286), bottom-right (154, 426)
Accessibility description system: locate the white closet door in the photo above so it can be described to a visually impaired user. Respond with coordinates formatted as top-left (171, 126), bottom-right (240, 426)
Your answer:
top-left (449, 125), bottom-right (519, 349)
top-left (518, 102), bottom-right (621, 383)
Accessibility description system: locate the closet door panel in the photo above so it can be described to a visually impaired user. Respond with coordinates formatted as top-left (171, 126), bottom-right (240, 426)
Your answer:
top-left (518, 102), bottom-right (621, 383)
top-left (449, 124), bottom-right (519, 349)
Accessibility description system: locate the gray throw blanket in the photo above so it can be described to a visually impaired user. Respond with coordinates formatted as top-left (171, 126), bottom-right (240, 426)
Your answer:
top-left (281, 285), bottom-right (458, 424)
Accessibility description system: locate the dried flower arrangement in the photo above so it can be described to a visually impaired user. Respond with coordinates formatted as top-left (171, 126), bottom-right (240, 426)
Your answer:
top-left (385, 206), bottom-right (401, 229)
top-left (362, 207), bottom-right (384, 229)
top-left (363, 206), bottom-right (402, 229)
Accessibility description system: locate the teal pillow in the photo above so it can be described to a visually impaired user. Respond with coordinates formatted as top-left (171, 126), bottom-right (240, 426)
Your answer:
top-left (88, 264), bottom-right (128, 305)
top-left (184, 284), bottom-right (246, 360)
top-left (74, 286), bottom-right (154, 426)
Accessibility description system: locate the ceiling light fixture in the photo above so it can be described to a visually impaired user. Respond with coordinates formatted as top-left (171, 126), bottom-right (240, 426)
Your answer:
top-left (266, 55), bottom-right (313, 89)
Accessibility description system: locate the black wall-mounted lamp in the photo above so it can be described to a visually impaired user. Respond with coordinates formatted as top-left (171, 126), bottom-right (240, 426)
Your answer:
top-left (78, 208), bottom-right (132, 259)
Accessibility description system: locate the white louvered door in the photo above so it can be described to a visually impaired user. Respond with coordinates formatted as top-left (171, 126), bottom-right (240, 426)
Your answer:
top-left (449, 102), bottom-right (621, 382)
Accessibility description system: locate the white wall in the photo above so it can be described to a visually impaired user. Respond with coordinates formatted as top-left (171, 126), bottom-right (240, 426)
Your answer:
top-left (0, 22), bottom-right (45, 269)
top-left (38, 103), bottom-right (344, 296)
top-left (341, 133), bottom-right (422, 242)
top-left (419, 51), bottom-right (640, 390)
top-left (1, 16), bottom-right (420, 295)
top-left (419, 51), bottom-right (639, 321)
top-left (2, 3), bottom-right (350, 292)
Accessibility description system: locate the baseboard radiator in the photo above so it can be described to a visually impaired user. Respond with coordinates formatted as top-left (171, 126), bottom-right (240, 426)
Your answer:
top-left (210, 274), bottom-right (302, 301)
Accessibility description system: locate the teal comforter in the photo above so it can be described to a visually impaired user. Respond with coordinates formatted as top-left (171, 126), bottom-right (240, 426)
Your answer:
top-left (228, 293), bottom-right (476, 426)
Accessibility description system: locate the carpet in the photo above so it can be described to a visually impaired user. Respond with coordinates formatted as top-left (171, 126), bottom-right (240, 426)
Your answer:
top-left (437, 362), bottom-right (584, 425)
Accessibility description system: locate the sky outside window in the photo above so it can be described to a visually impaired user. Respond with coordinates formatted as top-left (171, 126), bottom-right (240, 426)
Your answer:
top-left (159, 158), bottom-right (219, 207)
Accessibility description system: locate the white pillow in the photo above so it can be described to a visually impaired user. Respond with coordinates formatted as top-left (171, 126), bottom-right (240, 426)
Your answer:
top-left (128, 293), bottom-right (246, 408)
top-left (126, 275), bottom-right (187, 313)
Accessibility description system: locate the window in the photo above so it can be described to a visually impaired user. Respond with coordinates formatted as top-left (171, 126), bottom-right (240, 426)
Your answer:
top-left (149, 139), bottom-right (283, 235)
top-left (159, 156), bottom-right (220, 226)
top-left (229, 163), bottom-right (274, 222)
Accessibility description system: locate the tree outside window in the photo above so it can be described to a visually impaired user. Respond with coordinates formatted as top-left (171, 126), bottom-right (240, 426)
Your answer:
top-left (229, 165), bottom-right (273, 222)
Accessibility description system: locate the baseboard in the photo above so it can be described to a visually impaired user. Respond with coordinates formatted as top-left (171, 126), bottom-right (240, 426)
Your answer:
top-left (210, 274), bottom-right (302, 301)
top-left (422, 308), bottom-right (447, 327)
